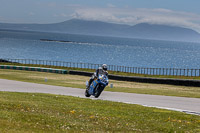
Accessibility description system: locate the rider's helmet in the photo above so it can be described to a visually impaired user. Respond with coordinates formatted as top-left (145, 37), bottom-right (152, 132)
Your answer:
top-left (102, 64), bottom-right (107, 71)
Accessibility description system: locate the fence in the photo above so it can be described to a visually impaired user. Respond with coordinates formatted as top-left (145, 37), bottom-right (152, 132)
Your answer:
top-left (0, 65), bottom-right (68, 74)
top-left (1, 58), bottom-right (200, 77)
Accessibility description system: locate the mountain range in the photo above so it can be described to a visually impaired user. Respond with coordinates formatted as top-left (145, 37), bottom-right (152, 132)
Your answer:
top-left (0, 19), bottom-right (200, 42)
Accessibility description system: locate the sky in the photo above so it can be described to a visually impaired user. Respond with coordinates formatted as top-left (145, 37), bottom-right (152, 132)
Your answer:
top-left (1, 0), bottom-right (200, 32)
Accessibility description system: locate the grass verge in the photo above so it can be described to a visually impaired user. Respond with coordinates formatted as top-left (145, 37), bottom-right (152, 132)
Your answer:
top-left (1, 69), bottom-right (200, 98)
top-left (0, 92), bottom-right (200, 132)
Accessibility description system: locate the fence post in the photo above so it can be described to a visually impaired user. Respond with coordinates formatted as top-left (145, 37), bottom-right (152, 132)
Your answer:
top-left (184, 69), bottom-right (186, 76)
top-left (199, 69), bottom-right (200, 77)
top-left (156, 68), bottom-right (158, 75)
top-left (191, 69), bottom-right (193, 77)
top-left (180, 69), bottom-right (182, 76)
top-left (149, 68), bottom-right (151, 75)
top-left (167, 68), bottom-right (169, 76)
top-left (146, 68), bottom-right (148, 75)
top-left (195, 69), bottom-right (197, 77)
top-left (152, 68), bottom-right (154, 75)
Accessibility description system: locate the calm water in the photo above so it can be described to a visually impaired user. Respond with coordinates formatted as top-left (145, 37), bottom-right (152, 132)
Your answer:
top-left (1, 30), bottom-right (200, 69)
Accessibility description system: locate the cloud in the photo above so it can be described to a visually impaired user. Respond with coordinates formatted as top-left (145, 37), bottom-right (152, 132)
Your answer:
top-left (71, 7), bottom-right (200, 32)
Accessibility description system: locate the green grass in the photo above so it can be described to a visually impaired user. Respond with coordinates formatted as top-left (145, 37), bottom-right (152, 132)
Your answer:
top-left (1, 62), bottom-right (200, 80)
top-left (1, 69), bottom-right (200, 98)
top-left (0, 92), bottom-right (200, 132)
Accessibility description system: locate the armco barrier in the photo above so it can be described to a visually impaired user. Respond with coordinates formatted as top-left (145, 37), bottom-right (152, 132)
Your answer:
top-left (69, 70), bottom-right (200, 87)
top-left (108, 75), bottom-right (200, 87)
top-left (0, 65), bottom-right (68, 74)
top-left (69, 70), bottom-right (93, 76)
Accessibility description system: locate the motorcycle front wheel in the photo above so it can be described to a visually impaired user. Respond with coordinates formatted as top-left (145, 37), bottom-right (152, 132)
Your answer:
top-left (85, 89), bottom-right (91, 97)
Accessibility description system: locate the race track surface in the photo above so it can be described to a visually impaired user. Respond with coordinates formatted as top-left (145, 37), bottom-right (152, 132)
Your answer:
top-left (0, 79), bottom-right (200, 115)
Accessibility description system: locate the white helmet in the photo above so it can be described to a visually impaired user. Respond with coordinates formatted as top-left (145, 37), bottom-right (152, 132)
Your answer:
top-left (102, 64), bottom-right (107, 71)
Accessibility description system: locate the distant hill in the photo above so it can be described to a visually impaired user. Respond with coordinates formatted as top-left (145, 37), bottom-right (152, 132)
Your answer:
top-left (0, 19), bottom-right (200, 42)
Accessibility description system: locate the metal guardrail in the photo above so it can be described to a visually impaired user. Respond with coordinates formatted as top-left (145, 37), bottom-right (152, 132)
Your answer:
top-left (1, 58), bottom-right (200, 77)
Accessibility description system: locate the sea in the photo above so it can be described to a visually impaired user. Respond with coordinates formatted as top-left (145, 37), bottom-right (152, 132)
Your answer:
top-left (1, 29), bottom-right (200, 69)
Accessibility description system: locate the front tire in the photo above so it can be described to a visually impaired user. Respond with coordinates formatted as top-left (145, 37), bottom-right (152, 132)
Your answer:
top-left (85, 89), bottom-right (91, 97)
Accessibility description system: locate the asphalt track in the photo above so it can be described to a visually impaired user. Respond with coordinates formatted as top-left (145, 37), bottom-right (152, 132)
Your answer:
top-left (0, 79), bottom-right (200, 115)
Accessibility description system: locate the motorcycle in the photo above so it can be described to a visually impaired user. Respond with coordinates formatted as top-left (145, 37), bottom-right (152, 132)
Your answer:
top-left (85, 74), bottom-right (109, 98)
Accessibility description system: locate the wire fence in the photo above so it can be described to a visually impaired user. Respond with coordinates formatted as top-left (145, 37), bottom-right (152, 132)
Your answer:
top-left (1, 58), bottom-right (200, 77)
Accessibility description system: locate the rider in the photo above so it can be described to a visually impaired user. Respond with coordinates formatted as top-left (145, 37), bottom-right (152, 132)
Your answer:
top-left (87, 64), bottom-right (108, 89)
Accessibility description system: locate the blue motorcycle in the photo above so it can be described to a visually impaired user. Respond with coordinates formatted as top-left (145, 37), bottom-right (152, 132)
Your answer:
top-left (85, 74), bottom-right (109, 98)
